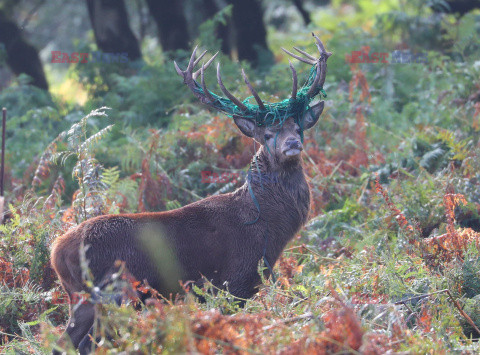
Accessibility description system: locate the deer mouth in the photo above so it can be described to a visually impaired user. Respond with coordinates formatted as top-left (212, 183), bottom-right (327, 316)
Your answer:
top-left (284, 148), bottom-right (302, 156)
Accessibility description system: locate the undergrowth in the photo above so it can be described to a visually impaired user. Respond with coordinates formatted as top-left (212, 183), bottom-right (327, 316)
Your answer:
top-left (2, 1), bottom-right (480, 353)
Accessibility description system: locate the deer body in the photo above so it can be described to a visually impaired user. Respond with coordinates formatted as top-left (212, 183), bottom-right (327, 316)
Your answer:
top-left (52, 145), bottom-right (310, 302)
top-left (51, 34), bottom-right (330, 353)
top-left (52, 144), bottom-right (310, 353)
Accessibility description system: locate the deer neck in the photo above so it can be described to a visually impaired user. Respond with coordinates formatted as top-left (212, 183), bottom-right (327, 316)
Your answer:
top-left (240, 146), bottom-right (311, 256)
top-left (247, 146), bottom-right (307, 192)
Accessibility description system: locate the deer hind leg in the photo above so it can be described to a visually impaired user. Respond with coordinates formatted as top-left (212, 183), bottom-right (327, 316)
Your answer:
top-left (78, 323), bottom-right (95, 355)
top-left (76, 286), bottom-right (128, 354)
top-left (78, 320), bottom-right (116, 355)
top-left (66, 302), bottom-right (96, 350)
top-left (52, 302), bottom-right (95, 354)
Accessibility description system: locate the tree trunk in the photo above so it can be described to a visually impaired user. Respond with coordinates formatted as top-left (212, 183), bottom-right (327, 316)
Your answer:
top-left (0, 10), bottom-right (48, 90)
top-left (431, 0), bottom-right (480, 15)
top-left (145, 0), bottom-right (189, 52)
top-left (228, 0), bottom-right (273, 68)
top-left (202, 0), bottom-right (232, 54)
top-left (293, 0), bottom-right (311, 25)
top-left (85, 0), bottom-right (142, 60)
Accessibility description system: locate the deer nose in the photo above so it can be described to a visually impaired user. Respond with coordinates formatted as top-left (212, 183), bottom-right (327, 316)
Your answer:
top-left (283, 138), bottom-right (303, 156)
top-left (285, 138), bottom-right (302, 150)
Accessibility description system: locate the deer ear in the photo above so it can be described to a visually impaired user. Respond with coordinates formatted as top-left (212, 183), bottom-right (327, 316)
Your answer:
top-left (233, 116), bottom-right (256, 138)
top-left (302, 101), bottom-right (324, 130)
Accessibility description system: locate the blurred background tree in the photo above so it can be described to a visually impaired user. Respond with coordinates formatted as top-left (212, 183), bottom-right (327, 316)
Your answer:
top-left (145, 0), bottom-right (189, 52)
top-left (0, 3), bottom-right (48, 90)
top-left (431, 0), bottom-right (480, 16)
top-left (85, 0), bottom-right (142, 60)
top-left (228, 0), bottom-right (273, 67)
top-left (0, 0), bottom-right (280, 90)
top-left (0, 0), bottom-right (479, 185)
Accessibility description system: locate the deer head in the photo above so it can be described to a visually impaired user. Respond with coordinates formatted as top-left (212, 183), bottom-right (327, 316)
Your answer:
top-left (174, 33), bottom-right (331, 167)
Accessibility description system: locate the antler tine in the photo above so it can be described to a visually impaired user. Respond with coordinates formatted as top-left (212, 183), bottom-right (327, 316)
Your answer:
top-left (193, 50), bottom-right (207, 68)
top-left (201, 64), bottom-right (215, 103)
top-left (312, 32), bottom-right (332, 58)
top-left (305, 33), bottom-right (330, 97)
top-left (281, 47), bottom-right (316, 65)
top-left (174, 47), bottom-right (217, 106)
top-left (217, 63), bottom-right (247, 111)
top-left (307, 60), bottom-right (323, 97)
top-left (193, 51), bottom-right (218, 80)
top-left (241, 69), bottom-right (265, 110)
top-left (288, 60), bottom-right (298, 100)
top-left (174, 61), bottom-right (184, 78)
top-left (174, 46), bottom-right (200, 78)
top-left (205, 51), bottom-right (219, 68)
top-left (293, 47), bottom-right (316, 61)
top-left (317, 59), bottom-right (328, 90)
top-left (186, 45), bottom-right (198, 72)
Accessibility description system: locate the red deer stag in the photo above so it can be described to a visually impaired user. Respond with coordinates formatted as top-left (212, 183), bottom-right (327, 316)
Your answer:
top-left (51, 33), bottom-right (330, 354)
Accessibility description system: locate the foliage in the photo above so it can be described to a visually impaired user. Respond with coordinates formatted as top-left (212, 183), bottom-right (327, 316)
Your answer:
top-left (54, 107), bottom-right (114, 222)
top-left (197, 4), bottom-right (233, 51)
top-left (4, 1), bottom-right (480, 353)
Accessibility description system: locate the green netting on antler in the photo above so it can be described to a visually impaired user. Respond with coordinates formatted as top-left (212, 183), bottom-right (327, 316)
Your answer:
top-left (193, 66), bottom-right (327, 128)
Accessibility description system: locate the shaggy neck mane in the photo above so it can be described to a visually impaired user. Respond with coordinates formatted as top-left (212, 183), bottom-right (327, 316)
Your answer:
top-left (237, 145), bottom-right (311, 262)
top-left (246, 145), bottom-right (306, 190)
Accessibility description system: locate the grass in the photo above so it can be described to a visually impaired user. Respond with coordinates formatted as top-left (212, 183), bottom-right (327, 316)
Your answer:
top-left (2, 1), bottom-right (480, 353)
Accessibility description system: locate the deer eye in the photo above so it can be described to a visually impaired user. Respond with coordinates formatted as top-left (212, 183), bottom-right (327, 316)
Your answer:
top-left (264, 133), bottom-right (273, 141)
top-left (296, 128), bottom-right (302, 135)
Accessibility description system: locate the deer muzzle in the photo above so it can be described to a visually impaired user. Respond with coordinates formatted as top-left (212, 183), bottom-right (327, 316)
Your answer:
top-left (283, 138), bottom-right (303, 156)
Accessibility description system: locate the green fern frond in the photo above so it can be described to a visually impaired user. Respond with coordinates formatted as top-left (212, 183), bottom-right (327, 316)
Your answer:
top-left (419, 146), bottom-right (449, 173)
top-left (165, 200), bottom-right (182, 211)
top-left (212, 181), bottom-right (237, 195)
top-left (80, 125), bottom-right (114, 152)
top-left (78, 107), bottom-right (110, 129)
top-left (102, 167), bottom-right (120, 188)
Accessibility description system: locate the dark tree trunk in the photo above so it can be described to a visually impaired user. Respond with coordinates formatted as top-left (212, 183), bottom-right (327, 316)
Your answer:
top-left (431, 0), bottom-right (480, 15)
top-left (292, 0), bottom-right (311, 25)
top-left (85, 0), bottom-right (142, 60)
top-left (203, 0), bottom-right (232, 54)
top-left (145, 0), bottom-right (189, 52)
top-left (228, 0), bottom-right (273, 68)
top-left (0, 10), bottom-right (48, 90)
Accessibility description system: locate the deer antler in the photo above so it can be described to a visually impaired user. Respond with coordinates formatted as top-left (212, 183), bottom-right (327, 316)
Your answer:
top-left (288, 60), bottom-right (298, 100)
top-left (241, 68), bottom-right (266, 110)
top-left (216, 63), bottom-right (247, 111)
top-left (174, 46), bottom-right (219, 107)
top-left (174, 33), bottom-right (331, 126)
top-left (282, 32), bottom-right (331, 99)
